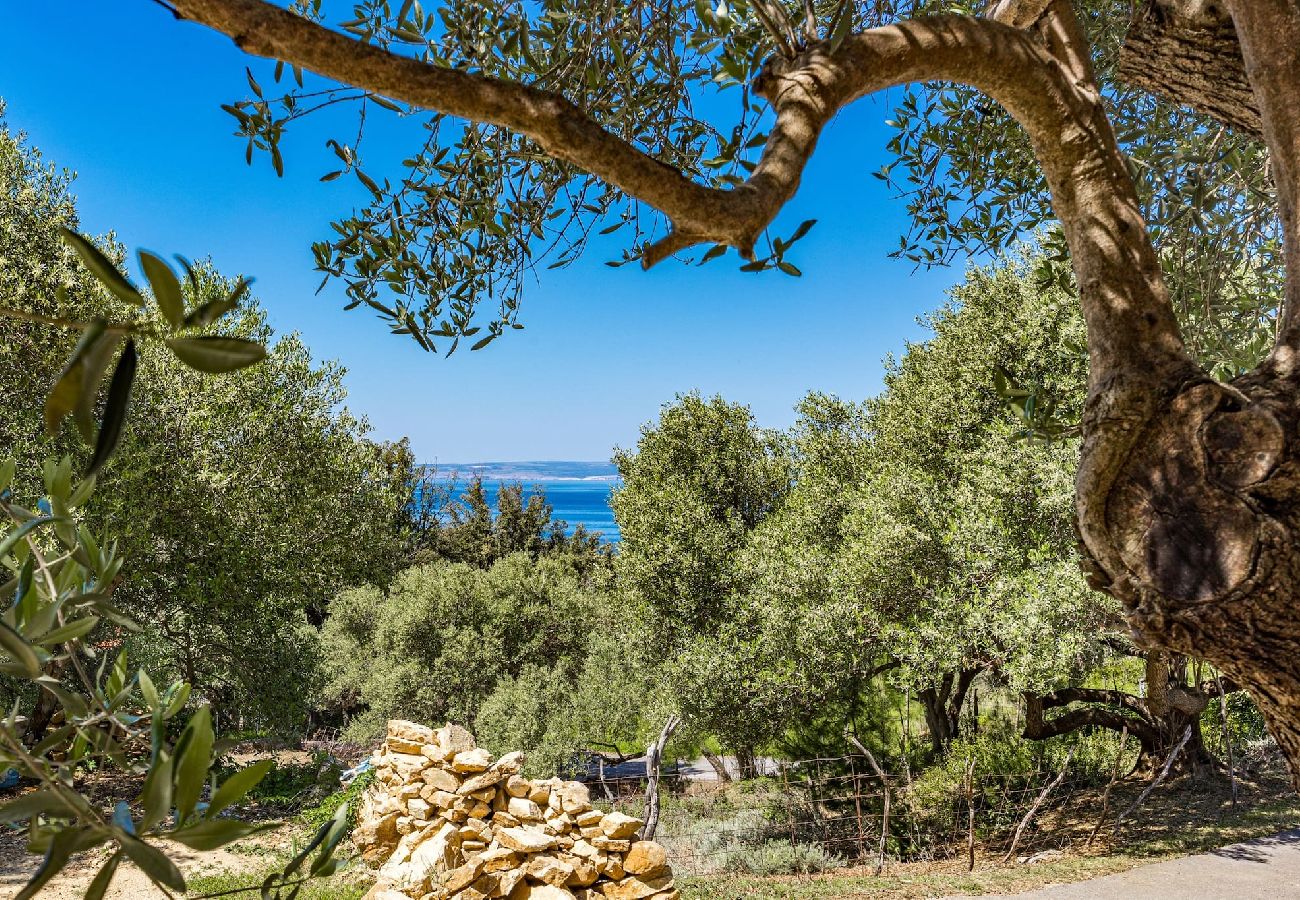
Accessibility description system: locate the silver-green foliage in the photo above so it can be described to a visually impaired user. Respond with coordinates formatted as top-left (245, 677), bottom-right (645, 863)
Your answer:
top-left (0, 246), bottom-right (349, 896)
top-left (319, 553), bottom-right (609, 743)
top-left (0, 111), bottom-right (354, 899)
top-left (0, 120), bottom-right (411, 730)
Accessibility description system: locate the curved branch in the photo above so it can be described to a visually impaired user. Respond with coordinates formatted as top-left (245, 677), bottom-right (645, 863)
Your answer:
top-left (1223, 1), bottom-right (1300, 355)
top-left (1023, 691), bottom-right (1159, 745)
top-left (172, 1), bottom-right (1183, 371)
top-left (1039, 686), bottom-right (1151, 719)
top-left (172, 7), bottom-right (1180, 343)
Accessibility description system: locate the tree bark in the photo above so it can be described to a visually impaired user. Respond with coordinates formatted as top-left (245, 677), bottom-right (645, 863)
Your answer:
top-left (734, 745), bottom-right (758, 780)
top-left (1117, 1), bottom-right (1262, 137)
top-left (918, 668), bottom-right (980, 754)
top-left (1023, 651), bottom-right (1222, 779)
top-left (702, 751), bottom-right (732, 783)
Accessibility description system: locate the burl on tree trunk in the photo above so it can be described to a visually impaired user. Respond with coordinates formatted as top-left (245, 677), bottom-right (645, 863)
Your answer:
top-left (1080, 366), bottom-right (1300, 783)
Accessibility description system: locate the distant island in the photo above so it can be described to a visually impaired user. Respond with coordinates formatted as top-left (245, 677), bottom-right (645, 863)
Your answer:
top-left (423, 460), bottom-right (619, 482)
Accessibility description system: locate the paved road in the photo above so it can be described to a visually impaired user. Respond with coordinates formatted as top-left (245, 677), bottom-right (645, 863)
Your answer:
top-left (995, 829), bottom-right (1300, 899)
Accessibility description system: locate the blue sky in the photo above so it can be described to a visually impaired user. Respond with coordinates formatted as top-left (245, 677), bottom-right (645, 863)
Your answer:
top-left (1, 4), bottom-right (964, 463)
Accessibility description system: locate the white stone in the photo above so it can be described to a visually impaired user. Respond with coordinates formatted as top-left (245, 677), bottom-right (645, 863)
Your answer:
top-left (495, 825), bottom-right (559, 854)
top-left (452, 747), bottom-right (494, 773)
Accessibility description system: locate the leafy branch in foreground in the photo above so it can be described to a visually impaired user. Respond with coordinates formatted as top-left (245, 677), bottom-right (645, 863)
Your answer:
top-left (0, 230), bottom-right (347, 899)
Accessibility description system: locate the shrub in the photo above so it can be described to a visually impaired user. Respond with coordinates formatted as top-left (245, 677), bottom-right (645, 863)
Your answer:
top-left (717, 839), bottom-right (844, 875)
top-left (213, 751), bottom-right (345, 811)
top-left (302, 769), bottom-right (377, 833)
top-left (908, 720), bottom-right (1125, 842)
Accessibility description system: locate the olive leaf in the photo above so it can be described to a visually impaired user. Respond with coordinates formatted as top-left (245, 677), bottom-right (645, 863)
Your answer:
top-left (165, 336), bottom-right (267, 373)
top-left (59, 228), bottom-right (142, 305)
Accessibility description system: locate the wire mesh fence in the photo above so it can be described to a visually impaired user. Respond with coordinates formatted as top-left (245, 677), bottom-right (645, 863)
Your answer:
top-left (589, 747), bottom-right (1292, 878)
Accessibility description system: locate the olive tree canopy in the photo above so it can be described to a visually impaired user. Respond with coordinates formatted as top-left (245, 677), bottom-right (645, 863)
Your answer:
top-left (154, 0), bottom-right (1300, 784)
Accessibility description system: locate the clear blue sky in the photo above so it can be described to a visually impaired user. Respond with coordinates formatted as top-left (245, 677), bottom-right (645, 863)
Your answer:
top-left (0, 4), bottom-right (963, 463)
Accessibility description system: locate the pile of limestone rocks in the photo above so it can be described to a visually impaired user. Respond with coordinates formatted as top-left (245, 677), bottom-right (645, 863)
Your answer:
top-left (356, 720), bottom-right (679, 900)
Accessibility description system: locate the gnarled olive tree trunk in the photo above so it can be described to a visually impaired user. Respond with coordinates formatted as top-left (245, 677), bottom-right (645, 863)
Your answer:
top-left (918, 668), bottom-right (981, 754)
top-left (1069, 0), bottom-right (1300, 787)
top-left (1024, 651), bottom-right (1223, 778)
top-left (172, 0), bottom-right (1300, 783)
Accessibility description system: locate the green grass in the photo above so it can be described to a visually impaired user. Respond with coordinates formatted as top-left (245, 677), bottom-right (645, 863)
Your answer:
top-left (186, 859), bottom-right (370, 900)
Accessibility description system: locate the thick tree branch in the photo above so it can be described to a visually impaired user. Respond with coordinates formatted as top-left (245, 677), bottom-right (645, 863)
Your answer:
top-left (948, 667), bottom-right (980, 721)
top-left (985, 0), bottom-right (1054, 30)
top-left (175, 2), bottom-right (1184, 369)
top-left (1039, 686), bottom-right (1152, 719)
top-left (1117, 1), bottom-right (1261, 139)
top-left (1223, 1), bottom-right (1300, 354)
top-left (1023, 691), bottom-right (1159, 745)
top-left (1101, 635), bottom-right (1146, 658)
top-left (1197, 675), bottom-right (1241, 696)
top-left (170, 0), bottom-right (762, 253)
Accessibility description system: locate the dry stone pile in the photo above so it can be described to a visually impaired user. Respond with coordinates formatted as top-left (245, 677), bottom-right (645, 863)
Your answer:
top-left (356, 720), bottom-right (679, 900)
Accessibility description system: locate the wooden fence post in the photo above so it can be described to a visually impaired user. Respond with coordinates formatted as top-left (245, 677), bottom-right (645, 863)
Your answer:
top-left (639, 714), bottom-right (680, 842)
top-left (849, 755), bottom-right (866, 862)
top-left (965, 757), bottom-right (977, 872)
top-left (1217, 677), bottom-right (1238, 808)
top-left (1086, 727), bottom-right (1129, 849)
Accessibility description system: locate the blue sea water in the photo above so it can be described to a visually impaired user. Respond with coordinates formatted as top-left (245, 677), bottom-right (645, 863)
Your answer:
top-left (440, 478), bottom-right (620, 542)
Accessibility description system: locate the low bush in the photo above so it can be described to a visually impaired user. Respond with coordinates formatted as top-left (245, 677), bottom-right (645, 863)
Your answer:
top-left (213, 751), bottom-right (345, 812)
top-left (301, 769), bottom-right (376, 832)
top-left (717, 838), bottom-right (845, 875)
top-left (906, 722), bottom-right (1127, 852)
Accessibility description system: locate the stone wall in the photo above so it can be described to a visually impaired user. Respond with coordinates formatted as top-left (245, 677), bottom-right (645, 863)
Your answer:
top-left (356, 720), bottom-right (679, 900)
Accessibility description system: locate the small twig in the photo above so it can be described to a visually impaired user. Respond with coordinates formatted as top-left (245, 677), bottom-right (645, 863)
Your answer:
top-left (801, 0), bottom-right (819, 41)
top-left (1116, 726), bottom-right (1193, 827)
top-left (750, 0), bottom-right (800, 55)
top-left (1086, 726), bottom-right (1129, 848)
top-left (1003, 749), bottom-right (1074, 863)
top-left (1216, 677), bottom-right (1238, 808)
top-left (845, 732), bottom-right (891, 875)
top-left (747, 0), bottom-right (798, 58)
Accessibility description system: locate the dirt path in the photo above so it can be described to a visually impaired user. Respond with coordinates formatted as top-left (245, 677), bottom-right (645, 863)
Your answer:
top-left (957, 828), bottom-right (1300, 899)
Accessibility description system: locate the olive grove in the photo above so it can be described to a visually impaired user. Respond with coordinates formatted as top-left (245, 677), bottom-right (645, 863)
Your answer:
top-left (148, 0), bottom-right (1300, 782)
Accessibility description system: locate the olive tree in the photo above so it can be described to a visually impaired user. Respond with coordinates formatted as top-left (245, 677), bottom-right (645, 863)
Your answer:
top-left (844, 253), bottom-right (1246, 773)
top-left (0, 119), bottom-right (350, 899)
top-left (154, 0), bottom-right (1300, 781)
top-left (612, 393), bottom-right (791, 773)
top-left (0, 240), bottom-right (350, 897)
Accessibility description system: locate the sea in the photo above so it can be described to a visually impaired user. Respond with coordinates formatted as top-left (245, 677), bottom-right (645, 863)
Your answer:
top-left (431, 461), bottom-right (620, 542)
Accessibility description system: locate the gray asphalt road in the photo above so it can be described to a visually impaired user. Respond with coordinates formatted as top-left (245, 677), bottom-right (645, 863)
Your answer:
top-left (988, 829), bottom-right (1300, 899)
